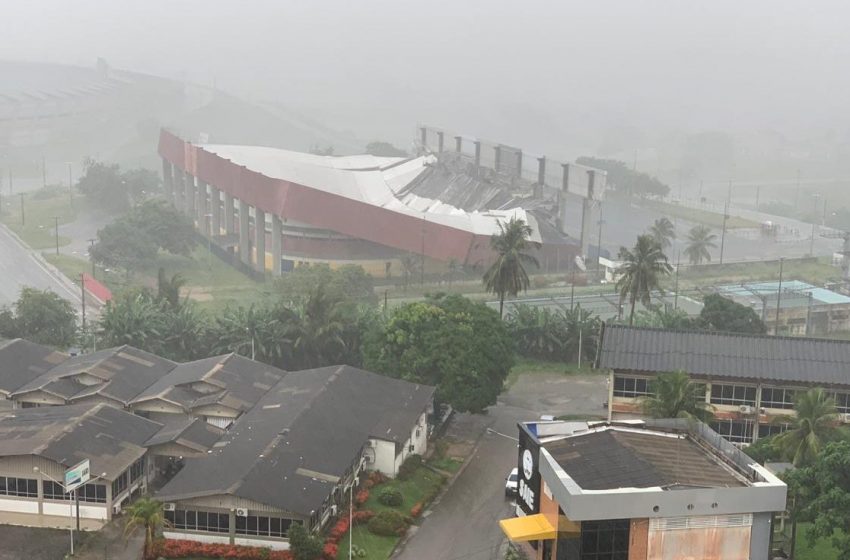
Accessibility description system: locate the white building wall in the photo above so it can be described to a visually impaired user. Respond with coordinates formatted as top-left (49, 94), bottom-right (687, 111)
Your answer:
top-left (0, 498), bottom-right (38, 514)
top-left (234, 537), bottom-right (290, 551)
top-left (370, 439), bottom-right (397, 476)
top-left (163, 531), bottom-right (230, 545)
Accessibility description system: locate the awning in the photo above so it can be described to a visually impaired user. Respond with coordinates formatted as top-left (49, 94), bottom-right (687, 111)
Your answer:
top-left (499, 514), bottom-right (558, 541)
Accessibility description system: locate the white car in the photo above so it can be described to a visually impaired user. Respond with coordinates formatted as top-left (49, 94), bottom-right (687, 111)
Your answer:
top-left (505, 467), bottom-right (519, 496)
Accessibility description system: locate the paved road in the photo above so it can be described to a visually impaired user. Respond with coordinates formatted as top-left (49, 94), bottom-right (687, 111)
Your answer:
top-left (0, 225), bottom-right (83, 312)
top-left (396, 372), bottom-right (608, 560)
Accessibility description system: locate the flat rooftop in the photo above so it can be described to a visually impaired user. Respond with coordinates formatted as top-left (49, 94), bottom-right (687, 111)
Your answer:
top-left (544, 427), bottom-right (748, 491)
top-left (717, 280), bottom-right (850, 306)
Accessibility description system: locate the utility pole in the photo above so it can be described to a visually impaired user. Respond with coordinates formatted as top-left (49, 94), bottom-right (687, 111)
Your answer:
top-left (775, 258), bottom-right (785, 335)
top-left (719, 201), bottom-right (729, 264)
top-left (53, 216), bottom-right (60, 255)
top-left (596, 203), bottom-right (605, 279)
top-left (674, 251), bottom-right (681, 309)
top-left (67, 162), bottom-right (74, 208)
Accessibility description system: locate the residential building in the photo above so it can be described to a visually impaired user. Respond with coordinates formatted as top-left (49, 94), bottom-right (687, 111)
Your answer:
top-left (0, 404), bottom-right (160, 529)
top-left (599, 324), bottom-right (850, 444)
top-left (156, 365), bottom-right (434, 550)
top-left (714, 280), bottom-right (850, 335)
top-left (500, 419), bottom-right (786, 560)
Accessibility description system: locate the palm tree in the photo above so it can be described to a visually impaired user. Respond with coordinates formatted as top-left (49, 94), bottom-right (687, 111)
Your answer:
top-left (156, 268), bottom-right (186, 309)
top-left (124, 497), bottom-right (168, 560)
top-left (684, 225), bottom-right (717, 265)
top-left (616, 235), bottom-right (673, 325)
top-left (773, 388), bottom-right (841, 467)
top-left (483, 217), bottom-right (540, 318)
top-left (284, 283), bottom-right (347, 369)
top-left (641, 371), bottom-right (714, 422)
top-left (648, 217), bottom-right (675, 250)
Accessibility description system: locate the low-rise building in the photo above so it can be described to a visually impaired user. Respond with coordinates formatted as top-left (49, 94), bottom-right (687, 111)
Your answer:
top-left (0, 338), bottom-right (69, 403)
top-left (0, 403), bottom-right (161, 529)
top-left (501, 419), bottom-right (786, 560)
top-left (156, 365), bottom-right (434, 550)
top-left (600, 324), bottom-right (850, 444)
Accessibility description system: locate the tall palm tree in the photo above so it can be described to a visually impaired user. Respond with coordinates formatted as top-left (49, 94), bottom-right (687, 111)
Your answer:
top-left (648, 217), bottom-right (676, 250)
top-left (124, 497), bottom-right (168, 560)
top-left (641, 371), bottom-right (714, 422)
top-left (483, 217), bottom-right (540, 318)
top-left (774, 388), bottom-right (841, 467)
top-left (616, 234), bottom-right (673, 325)
top-left (684, 225), bottom-right (717, 265)
top-left (284, 283), bottom-right (347, 369)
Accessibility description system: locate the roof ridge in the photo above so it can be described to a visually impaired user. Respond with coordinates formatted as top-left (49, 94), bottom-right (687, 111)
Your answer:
top-left (606, 322), bottom-right (850, 346)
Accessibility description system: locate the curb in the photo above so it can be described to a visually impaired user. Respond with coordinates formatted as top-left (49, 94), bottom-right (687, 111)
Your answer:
top-left (390, 415), bottom-right (496, 558)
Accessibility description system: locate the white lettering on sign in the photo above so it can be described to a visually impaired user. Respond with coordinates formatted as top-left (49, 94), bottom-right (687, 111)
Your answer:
top-left (519, 478), bottom-right (536, 511)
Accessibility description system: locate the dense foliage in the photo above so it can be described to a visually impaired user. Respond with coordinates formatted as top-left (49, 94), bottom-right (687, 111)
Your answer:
top-left (363, 294), bottom-right (514, 413)
top-left (641, 371), bottom-right (714, 422)
top-left (698, 293), bottom-right (766, 334)
top-left (0, 287), bottom-right (77, 348)
top-left (505, 304), bottom-right (600, 363)
top-left (576, 156), bottom-right (669, 198)
top-left (287, 523), bottom-right (324, 560)
top-left (77, 159), bottom-right (160, 211)
top-left (684, 225), bottom-right (717, 265)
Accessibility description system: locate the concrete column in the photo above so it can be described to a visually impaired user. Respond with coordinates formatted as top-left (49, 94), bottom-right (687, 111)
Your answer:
top-left (420, 127), bottom-right (427, 148)
top-left (224, 193), bottom-right (235, 235)
top-left (210, 187), bottom-right (221, 236)
top-left (587, 169), bottom-right (596, 199)
top-left (494, 146), bottom-right (501, 172)
top-left (437, 131), bottom-right (444, 153)
top-left (197, 180), bottom-right (208, 229)
top-left (254, 208), bottom-right (266, 273)
top-left (271, 215), bottom-right (282, 275)
top-left (185, 172), bottom-right (196, 218)
top-left (561, 163), bottom-right (570, 192)
top-left (537, 156), bottom-right (546, 186)
top-left (454, 136), bottom-right (462, 153)
top-left (161, 159), bottom-right (173, 199)
top-left (238, 200), bottom-right (251, 266)
top-left (516, 151), bottom-right (523, 178)
top-left (474, 141), bottom-right (481, 168)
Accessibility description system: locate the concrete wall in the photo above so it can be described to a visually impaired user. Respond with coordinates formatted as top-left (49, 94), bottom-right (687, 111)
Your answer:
top-left (646, 518), bottom-right (751, 560)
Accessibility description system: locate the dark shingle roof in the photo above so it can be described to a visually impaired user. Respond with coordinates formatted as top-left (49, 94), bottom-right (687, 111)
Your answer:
top-left (144, 417), bottom-right (224, 452)
top-left (598, 324), bottom-right (850, 387)
top-left (0, 339), bottom-right (69, 395)
top-left (545, 428), bottom-right (746, 490)
top-left (0, 403), bottom-right (161, 479)
top-left (157, 365), bottom-right (434, 515)
top-left (12, 346), bottom-right (177, 405)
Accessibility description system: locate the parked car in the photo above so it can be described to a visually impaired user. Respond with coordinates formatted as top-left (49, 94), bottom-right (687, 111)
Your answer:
top-left (505, 467), bottom-right (519, 496)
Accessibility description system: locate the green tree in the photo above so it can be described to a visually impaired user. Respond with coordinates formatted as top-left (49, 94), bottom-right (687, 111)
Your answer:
top-left (684, 225), bottom-right (717, 265)
top-left (284, 283), bottom-right (347, 369)
top-left (561, 305), bottom-right (601, 364)
top-left (365, 141), bottom-right (408, 157)
top-left (156, 268), bottom-right (186, 309)
top-left (98, 291), bottom-right (167, 352)
top-left (77, 160), bottom-right (160, 212)
top-left (648, 217), bottom-right (675, 250)
top-left (774, 388), bottom-right (842, 467)
top-left (785, 441), bottom-right (850, 559)
top-left (363, 294), bottom-right (514, 413)
top-left (0, 288), bottom-right (77, 348)
top-left (483, 217), bottom-right (540, 318)
top-left (127, 200), bottom-right (196, 257)
top-left (641, 371), bottom-right (714, 422)
top-left (120, 168), bottom-right (161, 201)
top-left (505, 304), bottom-right (600, 363)
top-left (210, 305), bottom-right (289, 368)
top-left (575, 156), bottom-right (669, 198)
top-left (287, 522), bottom-right (323, 560)
top-left (633, 306), bottom-right (695, 329)
top-left (123, 497), bottom-right (167, 560)
top-left (616, 235), bottom-right (673, 325)
top-left (697, 294), bottom-right (766, 334)
top-left (90, 221), bottom-right (158, 277)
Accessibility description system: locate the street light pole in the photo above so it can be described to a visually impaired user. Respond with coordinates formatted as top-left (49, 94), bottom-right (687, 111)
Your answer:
top-left (775, 258), bottom-right (785, 335)
top-left (53, 216), bottom-right (60, 255)
top-left (67, 162), bottom-right (74, 208)
top-left (719, 201), bottom-right (729, 264)
top-left (33, 467), bottom-right (74, 556)
top-left (19, 193), bottom-right (24, 226)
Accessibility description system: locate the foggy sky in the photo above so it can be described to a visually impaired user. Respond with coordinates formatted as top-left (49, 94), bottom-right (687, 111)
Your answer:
top-left (2, 0), bottom-right (848, 157)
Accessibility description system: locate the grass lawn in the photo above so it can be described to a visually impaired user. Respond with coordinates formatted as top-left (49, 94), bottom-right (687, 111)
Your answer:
top-left (638, 198), bottom-right (760, 229)
top-left (427, 456), bottom-right (463, 473)
top-left (336, 526), bottom-right (397, 560)
top-left (0, 189), bottom-right (76, 249)
top-left (793, 522), bottom-right (842, 560)
top-left (674, 257), bottom-right (840, 290)
top-left (506, 357), bottom-right (598, 389)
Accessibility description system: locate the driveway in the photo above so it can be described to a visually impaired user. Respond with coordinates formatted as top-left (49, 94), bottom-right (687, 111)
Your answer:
top-left (395, 371), bottom-right (608, 560)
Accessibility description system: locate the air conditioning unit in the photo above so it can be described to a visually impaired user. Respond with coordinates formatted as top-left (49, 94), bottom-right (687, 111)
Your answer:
top-left (236, 508), bottom-right (248, 517)
top-left (163, 503), bottom-right (176, 511)
top-left (738, 405), bottom-right (755, 414)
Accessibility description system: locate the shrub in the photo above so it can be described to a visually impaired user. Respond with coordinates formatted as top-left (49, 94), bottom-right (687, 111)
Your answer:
top-left (368, 471), bottom-right (387, 486)
top-left (367, 510), bottom-right (408, 537)
top-left (355, 489), bottom-right (370, 506)
top-left (328, 517), bottom-right (350, 544)
top-left (152, 539), bottom-right (292, 559)
top-left (377, 487), bottom-right (403, 507)
top-left (322, 543), bottom-right (338, 560)
top-left (351, 510), bottom-right (375, 525)
top-left (397, 454), bottom-right (422, 481)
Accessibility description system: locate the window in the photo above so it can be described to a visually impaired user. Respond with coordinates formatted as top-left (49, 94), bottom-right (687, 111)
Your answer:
top-left (580, 519), bottom-right (630, 560)
top-left (78, 483), bottom-right (106, 504)
top-left (165, 509), bottom-right (230, 534)
top-left (710, 420), bottom-right (754, 443)
top-left (710, 384), bottom-right (756, 406)
top-left (761, 388), bottom-right (796, 410)
top-left (834, 392), bottom-right (850, 414)
top-left (758, 423), bottom-right (791, 438)
top-left (0, 477), bottom-right (38, 498)
top-left (43, 480), bottom-right (70, 501)
top-left (112, 472), bottom-right (128, 497)
top-left (130, 457), bottom-right (145, 483)
top-left (235, 514), bottom-right (294, 538)
top-left (612, 376), bottom-right (652, 398)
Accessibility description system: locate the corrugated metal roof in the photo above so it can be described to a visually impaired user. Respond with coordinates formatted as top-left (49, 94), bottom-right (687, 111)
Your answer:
top-left (599, 324), bottom-right (850, 386)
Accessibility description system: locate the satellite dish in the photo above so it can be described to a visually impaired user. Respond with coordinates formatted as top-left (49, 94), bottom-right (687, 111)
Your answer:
top-left (574, 256), bottom-right (587, 272)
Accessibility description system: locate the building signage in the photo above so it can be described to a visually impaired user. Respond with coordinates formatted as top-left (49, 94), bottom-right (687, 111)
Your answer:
top-left (517, 425), bottom-right (541, 516)
top-left (64, 459), bottom-right (90, 493)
